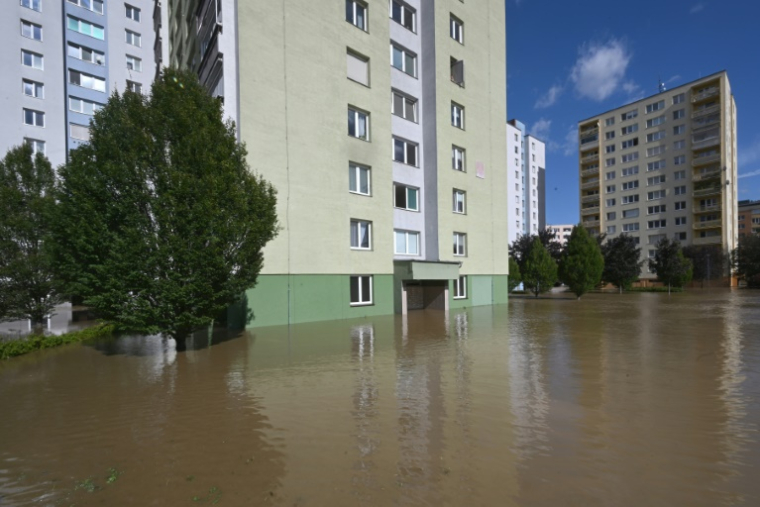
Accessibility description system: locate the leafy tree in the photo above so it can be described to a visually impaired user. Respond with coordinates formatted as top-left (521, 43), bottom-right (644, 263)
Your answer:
top-left (649, 238), bottom-right (693, 294)
top-left (559, 225), bottom-right (604, 299)
top-left (602, 234), bottom-right (643, 293)
top-left (511, 229), bottom-right (562, 274)
top-left (682, 244), bottom-right (726, 286)
top-left (50, 69), bottom-right (278, 342)
top-left (508, 256), bottom-right (522, 292)
top-left (0, 144), bottom-right (63, 326)
top-left (732, 235), bottom-right (760, 286)
top-left (522, 238), bottom-right (558, 298)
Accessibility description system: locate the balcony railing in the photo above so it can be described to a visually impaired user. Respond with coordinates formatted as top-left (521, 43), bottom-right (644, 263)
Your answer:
top-left (692, 136), bottom-right (720, 150)
top-left (580, 153), bottom-right (599, 164)
top-left (693, 186), bottom-right (722, 198)
top-left (583, 220), bottom-right (600, 228)
top-left (691, 87), bottom-right (719, 103)
top-left (693, 204), bottom-right (722, 213)
top-left (692, 153), bottom-right (721, 167)
top-left (694, 235), bottom-right (722, 245)
top-left (581, 206), bottom-right (600, 215)
top-left (692, 104), bottom-right (720, 119)
top-left (692, 168), bottom-right (721, 182)
top-left (581, 168), bottom-right (599, 177)
top-left (580, 180), bottom-right (600, 190)
top-left (581, 195), bottom-right (600, 204)
top-left (693, 220), bottom-right (722, 230)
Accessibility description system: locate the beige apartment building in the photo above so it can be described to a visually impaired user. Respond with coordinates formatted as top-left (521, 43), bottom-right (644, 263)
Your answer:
top-left (578, 71), bottom-right (738, 278)
top-left (162, 0), bottom-right (509, 326)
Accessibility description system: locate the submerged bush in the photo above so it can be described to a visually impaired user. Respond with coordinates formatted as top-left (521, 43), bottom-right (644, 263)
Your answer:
top-left (0, 323), bottom-right (114, 360)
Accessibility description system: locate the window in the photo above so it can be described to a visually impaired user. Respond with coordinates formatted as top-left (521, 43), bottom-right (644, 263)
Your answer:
top-left (450, 15), bottom-right (464, 44)
top-left (69, 123), bottom-right (90, 141)
top-left (674, 155), bottom-right (686, 166)
top-left (125, 30), bottom-right (141, 47)
top-left (607, 212), bottom-right (616, 220)
top-left (347, 50), bottom-right (369, 86)
top-left (350, 220), bottom-right (372, 250)
top-left (453, 276), bottom-right (467, 299)
top-left (648, 220), bottom-right (666, 229)
top-left (126, 80), bottom-right (142, 93)
top-left (621, 152), bottom-right (639, 163)
top-left (673, 125), bottom-right (686, 135)
top-left (392, 91), bottom-right (417, 122)
top-left (646, 116), bottom-right (666, 129)
top-left (450, 57), bottom-right (465, 86)
top-left (605, 117), bottom-right (615, 126)
top-left (621, 138), bottom-right (639, 149)
top-left (675, 201), bottom-right (687, 211)
top-left (606, 145), bottom-right (616, 153)
top-left (21, 20), bottom-right (42, 41)
top-left (394, 184), bottom-right (419, 211)
top-left (674, 140), bottom-right (686, 150)
top-left (606, 171), bottom-right (616, 180)
top-left (675, 232), bottom-right (687, 241)
top-left (647, 175), bottom-right (666, 186)
top-left (67, 43), bottom-right (105, 65)
top-left (674, 185), bottom-right (687, 195)
top-left (622, 194), bottom-right (639, 205)
top-left (21, 0), bottom-right (41, 12)
top-left (607, 225), bottom-right (617, 234)
top-left (452, 145), bottom-right (465, 171)
top-left (125, 4), bottom-right (141, 21)
top-left (69, 69), bottom-right (106, 92)
top-left (622, 166), bottom-right (639, 177)
top-left (126, 55), bottom-right (142, 72)
top-left (648, 234), bottom-right (666, 245)
top-left (23, 108), bottom-right (44, 127)
top-left (349, 163), bottom-right (371, 195)
top-left (350, 275), bottom-right (373, 306)
top-left (622, 181), bottom-right (639, 190)
top-left (623, 208), bottom-right (640, 218)
top-left (394, 230), bottom-right (420, 255)
top-left (67, 16), bottom-right (105, 39)
top-left (647, 160), bottom-right (666, 172)
top-left (648, 205), bottom-right (666, 215)
top-left (451, 102), bottom-right (464, 129)
top-left (606, 131), bottom-right (615, 140)
top-left (390, 0), bottom-right (415, 31)
top-left (675, 217), bottom-right (687, 226)
top-left (23, 79), bottom-right (44, 98)
top-left (646, 131), bottom-right (666, 142)
top-left (453, 189), bottom-right (466, 213)
top-left (453, 232), bottom-right (467, 256)
top-left (606, 185), bottom-right (616, 193)
top-left (622, 223), bottom-right (640, 232)
top-left (673, 109), bottom-right (685, 120)
top-left (348, 107), bottom-right (369, 140)
top-left (673, 93), bottom-right (685, 104)
top-left (621, 124), bottom-right (639, 135)
top-left (647, 146), bottom-right (666, 157)
top-left (69, 97), bottom-right (102, 115)
top-left (646, 100), bottom-right (665, 113)
top-left (393, 137), bottom-right (418, 166)
top-left (346, 0), bottom-right (367, 30)
top-left (25, 138), bottom-right (45, 154)
top-left (606, 198), bottom-right (616, 207)
top-left (647, 190), bottom-right (666, 201)
top-left (21, 50), bottom-right (43, 69)
top-left (67, 0), bottom-right (104, 14)
top-left (605, 158), bottom-right (615, 167)
top-left (621, 109), bottom-right (638, 121)
top-left (391, 44), bottom-right (416, 77)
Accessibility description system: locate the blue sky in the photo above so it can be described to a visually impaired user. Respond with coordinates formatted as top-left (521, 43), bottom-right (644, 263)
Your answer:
top-left (506, 0), bottom-right (760, 226)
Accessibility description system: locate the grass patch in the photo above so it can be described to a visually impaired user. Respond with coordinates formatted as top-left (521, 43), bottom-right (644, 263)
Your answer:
top-left (0, 323), bottom-right (115, 360)
top-left (628, 286), bottom-right (684, 293)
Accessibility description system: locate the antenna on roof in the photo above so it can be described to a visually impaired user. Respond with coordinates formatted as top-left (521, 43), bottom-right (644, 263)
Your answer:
top-left (658, 76), bottom-right (666, 93)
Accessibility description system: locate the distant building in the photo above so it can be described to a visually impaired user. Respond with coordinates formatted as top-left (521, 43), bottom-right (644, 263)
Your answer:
top-left (546, 224), bottom-right (573, 247)
top-left (738, 200), bottom-right (760, 237)
top-left (577, 71), bottom-right (738, 278)
top-left (507, 119), bottom-right (546, 245)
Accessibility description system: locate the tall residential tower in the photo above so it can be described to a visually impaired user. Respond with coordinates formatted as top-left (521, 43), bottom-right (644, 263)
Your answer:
top-left (507, 119), bottom-right (545, 245)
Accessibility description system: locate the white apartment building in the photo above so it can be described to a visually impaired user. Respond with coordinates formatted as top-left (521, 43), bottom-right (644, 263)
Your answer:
top-left (507, 119), bottom-right (546, 245)
top-left (546, 224), bottom-right (573, 247)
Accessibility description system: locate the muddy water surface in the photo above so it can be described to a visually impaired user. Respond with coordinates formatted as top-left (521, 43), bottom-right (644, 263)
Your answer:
top-left (1, 290), bottom-right (759, 506)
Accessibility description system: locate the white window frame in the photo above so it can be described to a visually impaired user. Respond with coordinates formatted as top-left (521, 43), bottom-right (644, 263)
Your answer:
top-left (622, 223), bottom-right (640, 232)
top-left (646, 100), bottom-right (665, 114)
top-left (125, 30), bottom-right (141, 47)
top-left (67, 42), bottom-right (105, 65)
top-left (21, 0), bottom-right (42, 12)
top-left (69, 123), bottom-right (91, 141)
top-left (390, 0), bottom-right (415, 32)
top-left (394, 229), bottom-right (420, 255)
top-left (126, 55), bottom-right (142, 72)
top-left (346, 0), bottom-right (368, 31)
top-left (125, 4), bottom-right (141, 21)
top-left (67, 16), bottom-right (105, 39)
top-left (350, 219), bottom-right (372, 250)
top-left (391, 44), bottom-right (416, 77)
top-left (453, 232), bottom-right (467, 256)
top-left (622, 195), bottom-right (639, 205)
top-left (349, 162), bottom-right (371, 196)
top-left (21, 20), bottom-right (42, 41)
top-left (453, 189), bottom-right (466, 214)
top-left (67, 0), bottom-right (104, 14)
top-left (21, 50), bottom-right (43, 70)
top-left (451, 102), bottom-right (464, 129)
top-left (69, 96), bottom-right (102, 115)
top-left (25, 138), bottom-right (45, 155)
top-left (393, 137), bottom-right (418, 166)
top-left (453, 276), bottom-right (467, 299)
top-left (394, 183), bottom-right (419, 211)
top-left (23, 79), bottom-right (44, 99)
top-left (348, 107), bottom-right (369, 140)
top-left (450, 15), bottom-right (464, 44)
top-left (350, 275), bottom-right (373, 306)
top-left (346, 49), bottom-right (369, 86)
top-left (23, 108), bottom-right (45, 127)
top-left (392, 90), bottom-right (417, 122)
top-left (452, 145), bottom-right (466, 171)
top-left (69, 69), bottom-right (106, 93)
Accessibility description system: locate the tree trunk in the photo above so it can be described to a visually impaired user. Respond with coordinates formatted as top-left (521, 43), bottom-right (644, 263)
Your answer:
top-left (619, 286), bottom-right (622, 294)
top-left (668, 283), bottom-right (671, 295)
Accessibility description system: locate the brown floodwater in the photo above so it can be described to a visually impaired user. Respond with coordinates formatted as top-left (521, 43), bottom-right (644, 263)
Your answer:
top-left (1, 290), bottom-right (759, 506)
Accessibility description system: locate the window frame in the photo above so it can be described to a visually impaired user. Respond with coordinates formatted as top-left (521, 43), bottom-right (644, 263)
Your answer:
top-left (22, 79), bottom-right (44, 99)
top-left (21, 49), bottom-right (43, 70)
top-left (21, 19), bottom-right (43, 41)
top-left (350, 219), bottom-right (372, 250)
top-left (350, 275), bottom-right (373, 306)
top-left (450, 15), bottom-right (464, 44)
top-left (452, 145), bottom-right (466, 171)
top-left (24, 137), bottom-right (45, 154)
top-left (23, 108), bottom-right (45, 127)
top-left (67, 15), bottom-right (105, 39)
top-left (346, 0), bottom-right (368, 31)
top-left (390, 0), bottom-right (415, 32)
top-left (453, 189), bottom-right (466, 214)
top-left (394, 183), bottom-right (420, 212)
top-left (125, 29), bottom-right (142, 47)
top-left (393, 137), bottom-right (418, 166)
top-left (394, 229), bottom-right (420, 256)
top-left (348, 106), bottom-right (370, 141)
top-left (21, 0), bottom-right (42, 12)
top-left (67, 0), bottom-right (104, 14)
top-left (125, 3), bottom-right (141, 21)
top-left (391, 43), bottom-right (417, 78)
top-left (392, 90), bottom-right (417, 122)
top-left (67, 42), bottom-right (105, 65)
top-left (453, 276), bottom-right (467, 299)
top-left (126, 55), bottom-right (142, 72)
top-left (451, 101), bottom-right (465, 129)
top-left (453, 232), bottom-right (467, 256)
top-left (349, 162), bottom-right (371, 196)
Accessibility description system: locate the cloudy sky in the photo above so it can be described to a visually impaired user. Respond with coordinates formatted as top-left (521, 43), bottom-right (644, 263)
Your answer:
top-left (506, 0), bottom-right (760, 225)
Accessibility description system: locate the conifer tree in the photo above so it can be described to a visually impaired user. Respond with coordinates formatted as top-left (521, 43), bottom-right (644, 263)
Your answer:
top-left (522, 238), bottom-right (558, 298)
top-left (559, 225), bottom-right (604, 299)
top-left (602, 234), bottom-right (643, 293)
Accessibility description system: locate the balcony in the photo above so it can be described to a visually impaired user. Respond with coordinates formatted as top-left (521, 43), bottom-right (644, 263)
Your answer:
top-left (691, 87), bottom-right (719, 103)
top-left (694, 220), bottom-right (722, 230)
top-left (581, 206), bottom-right (600, 215)
top-left (692, 168), bottom-right (721, 182)
top-left (580, 179), bottom-right (600, 190)
top-left (692, 136), bottom-right (720, 150)
top-left (692, 104), bottom-right (719, 119)
top-left (692, 153), bottom-right (721, 167)
top-left (693, 186), bottom-right (722, 198)
top-left (580, 153), bottom-right (599, 164)
top-left (693, 204), bottom-right (722, 214)
top-left (694, 235), bottom-right (722, 246)
top-left (581, 167), bottom-right (599, 177)
top-left (583, 220), bottom-right (601, 228)
top-left (581, 195), bottom-right (600, 204)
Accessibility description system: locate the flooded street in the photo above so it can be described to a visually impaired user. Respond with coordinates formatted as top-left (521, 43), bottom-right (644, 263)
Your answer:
top-left (1, 290), bottom-right (759, 506)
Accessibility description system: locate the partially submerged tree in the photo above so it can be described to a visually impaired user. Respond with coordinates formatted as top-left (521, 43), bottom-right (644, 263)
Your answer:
top-left (508, 256), bottom-right (522, 292)
top-left (50, 69), bottom-right (278, 341)
top-left (0, 144), bottom-right (62, 326)
top-left (602, 234), bottom-right (643, 293)
top-left (649, 238), bottom-right (693, 294)
top-left (682, 244), bottom-right (725, 286)
top-left (732, 234), bottom-right (760, 287)
top-left (510, 229), bottom-right (562, 274)
top-left (559, 225), bottom-right (604, 299)
top-left (522, 238), bottom-right (558, 298)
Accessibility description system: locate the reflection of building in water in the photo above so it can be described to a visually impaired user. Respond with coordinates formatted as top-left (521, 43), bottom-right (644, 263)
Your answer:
top-left (350, 324), bottom-right (379, 490)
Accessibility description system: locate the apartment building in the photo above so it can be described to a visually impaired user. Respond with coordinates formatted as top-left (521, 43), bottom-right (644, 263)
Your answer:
top-left (161, 0), bottom-right (509, 327)
top-left (738, 200), bottom-right (760, 238)
top-left (1, 0), bottom-right (157, 167)
top-left (506, 119), bottom-right (546, 245)
top-left (546, 224), bottom-right (573, 247)
top-left (578, 71), bottom-right (738, 278)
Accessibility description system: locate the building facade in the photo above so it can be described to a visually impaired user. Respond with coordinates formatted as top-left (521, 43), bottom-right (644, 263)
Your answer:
top-left (506, 119), bottom-right (545, 245)
top-left (578, 71), bottom-right (738, 278)
top-left (546, 224), bottom-right (573, 247)
top-left (2, 0), bottom-right (157, 167)
top-left (162, 0), bottom-right (509, 327)
top-left (738, 200), bottom-right (760, 238)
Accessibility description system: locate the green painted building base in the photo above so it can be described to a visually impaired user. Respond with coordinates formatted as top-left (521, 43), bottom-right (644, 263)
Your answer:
top-left (449, 275), bottom-right (510, 310)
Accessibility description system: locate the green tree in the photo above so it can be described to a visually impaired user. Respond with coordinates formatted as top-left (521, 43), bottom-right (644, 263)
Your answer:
top-left (50, 69), bottom-right (278, 342)
top-left (559, 225), bottom-right (604, 299)
top-left (732, 234), bottom-right (760, 286)
top-left (510, 229), bottom-right (562, 274)
top-left (649, 238), bottom-right (693, 294)
top-left (522, 238), bottom-right (558, 298)
top-left (508, 256), bottom-right (522, 292)
top-left (602, 234), bottom-right (643, 293)
top-left (0, 144), bottom-right (62, 326)
top-left (682, 244), bottom-right (726, 286)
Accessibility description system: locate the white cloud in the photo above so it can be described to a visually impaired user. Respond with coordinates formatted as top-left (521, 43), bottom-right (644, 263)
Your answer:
top-left (622, 80), bottom-right (644, 101)
top-left (570, 39), bottom-right (632, 102)
top-left (563, 125), bottom-right (578, 157)
top-left (738, 169), bottom-right (760, 179)
top-left (529, 118), bottom-right (552, 139)
top-left (690, 3), bottom-right (706, 14)
top-left (535, 84), bottom-right (563, 109)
